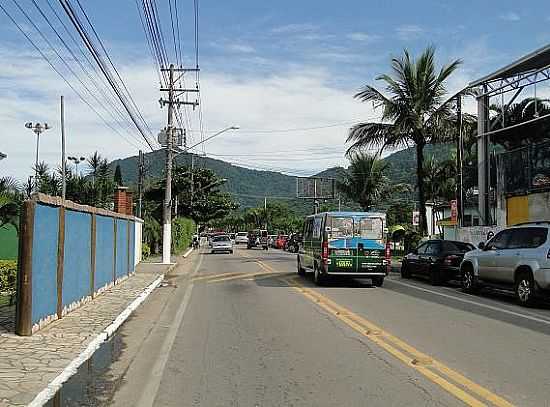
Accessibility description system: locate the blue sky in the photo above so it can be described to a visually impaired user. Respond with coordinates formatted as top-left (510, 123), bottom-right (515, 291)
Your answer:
top-left (0, 0), bottom-right (549, 180)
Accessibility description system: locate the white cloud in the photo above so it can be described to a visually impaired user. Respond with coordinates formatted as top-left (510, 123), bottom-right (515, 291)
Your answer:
top-left (395, 25), bottom-right (424, 41)
top-left (271, 23), bottom-right (318, 34)
top-left (225, 43), bottom-right (255, 53)
top-left (0, 44), bottom-right (382, 180)
top-left (499, 12), bottom-right (520, 21)
top-left (347, 32), bottom-right (379, 42)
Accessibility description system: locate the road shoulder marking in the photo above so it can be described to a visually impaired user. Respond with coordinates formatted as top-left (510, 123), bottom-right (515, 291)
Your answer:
top-left (388, 278), bottom-right (550, 326)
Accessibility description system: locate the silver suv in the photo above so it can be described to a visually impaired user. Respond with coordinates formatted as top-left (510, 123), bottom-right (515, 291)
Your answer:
top-left (460, 222), bottom-right (550, 306)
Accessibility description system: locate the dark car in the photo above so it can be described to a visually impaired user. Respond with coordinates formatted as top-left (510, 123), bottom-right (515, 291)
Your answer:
top-left (401, 240), bottom-right (475, 285)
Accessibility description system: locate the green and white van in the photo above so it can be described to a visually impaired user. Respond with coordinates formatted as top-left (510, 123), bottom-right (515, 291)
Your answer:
top-left (297, 211), bottom-right (388, 286)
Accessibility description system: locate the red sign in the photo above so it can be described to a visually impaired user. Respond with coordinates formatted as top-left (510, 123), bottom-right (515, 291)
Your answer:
top-left (450, 200), bottom-right (458, 223)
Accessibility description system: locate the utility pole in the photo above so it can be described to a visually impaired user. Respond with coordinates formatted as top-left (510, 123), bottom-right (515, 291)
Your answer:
top-left (61, 96), bottom-right (66, 200)
top-left (137, 150), bottom-right (144, 218)
top-left (264, 196), bottom-right (267, 230)
top-left (160, 64), bottom-right (199, 264)
top-left (457, 94), bottom-right (464, 227)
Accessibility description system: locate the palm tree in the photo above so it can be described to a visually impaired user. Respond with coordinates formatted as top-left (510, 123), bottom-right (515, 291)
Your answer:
top-left (338, 152), bottom-right (409, 212)
top-left (346, 47), bottom-right (461, 234)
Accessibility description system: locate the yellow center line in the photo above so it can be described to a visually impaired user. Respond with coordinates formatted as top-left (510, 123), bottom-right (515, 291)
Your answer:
top-left (192, 271), bottom-right (249, 282)
top-left (250, 256), bottom-right (513, 407)
top-left (208, 271), bottom-right (282, 283)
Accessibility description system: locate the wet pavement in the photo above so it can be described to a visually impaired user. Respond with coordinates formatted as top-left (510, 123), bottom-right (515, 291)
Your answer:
top-left (44, 334), bottom-right (124, 407)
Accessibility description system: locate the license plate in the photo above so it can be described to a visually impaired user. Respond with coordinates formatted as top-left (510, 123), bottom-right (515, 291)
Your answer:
top-left (336, 259), bottom-right (353, 268)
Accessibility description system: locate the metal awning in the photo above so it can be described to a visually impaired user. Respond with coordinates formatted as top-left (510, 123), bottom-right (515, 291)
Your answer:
top-left (470, 44), bottom-right (550, 87)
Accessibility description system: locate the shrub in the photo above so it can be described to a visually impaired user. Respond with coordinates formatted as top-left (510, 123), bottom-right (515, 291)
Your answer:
top-left (142, 243), bottom-right (151, 259)
top-left (0, 260), bottom-right (17, 292)
top-left (171, 217), bottom-right (196, 255)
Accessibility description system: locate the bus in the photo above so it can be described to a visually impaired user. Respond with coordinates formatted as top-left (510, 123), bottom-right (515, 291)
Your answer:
top-left (297, 211), bottom-right (388, 286)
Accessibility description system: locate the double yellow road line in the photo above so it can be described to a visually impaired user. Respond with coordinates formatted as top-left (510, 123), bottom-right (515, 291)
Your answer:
top-left (255, 258), bottom-right (514, 407)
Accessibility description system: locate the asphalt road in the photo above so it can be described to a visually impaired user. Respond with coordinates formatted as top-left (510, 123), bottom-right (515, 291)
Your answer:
top-left (100, 247), bottom-right (550, 407)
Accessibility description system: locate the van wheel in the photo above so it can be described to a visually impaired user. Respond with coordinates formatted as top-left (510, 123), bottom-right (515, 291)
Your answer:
top-left (314, 265), bottom-right (326, 286)
top-left (516, 271), bottom-right (535, 306)
top-left (372, 276), bottom-right (384, 287)
top-left (461, 265), bottom-right (477, 293)
top-left (297, 256), bottom-right (305, 276)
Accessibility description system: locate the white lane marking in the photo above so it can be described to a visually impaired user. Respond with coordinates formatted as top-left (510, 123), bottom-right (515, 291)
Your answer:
top-left (28, 275), bottom-right (165, 407)
top-left (388, 279), bottom-right (550, 326)
top-left (136, 253), bottom-right (203, 407)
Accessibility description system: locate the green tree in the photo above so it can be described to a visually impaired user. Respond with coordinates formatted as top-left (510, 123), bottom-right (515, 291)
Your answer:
top-left (346, 47), bottom-right (461, 234)
top-left (0, 177), bottom-right (21, 230)
top-left (114, 164), bottom-right (124, 186)
top-left (338, 152), bottom-right (409, 212)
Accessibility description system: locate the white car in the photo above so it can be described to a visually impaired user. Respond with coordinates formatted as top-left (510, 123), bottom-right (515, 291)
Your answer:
top-left (211, 235), bottom-right (234, 254)
top-left (235, 232), bottom-right (248, 245)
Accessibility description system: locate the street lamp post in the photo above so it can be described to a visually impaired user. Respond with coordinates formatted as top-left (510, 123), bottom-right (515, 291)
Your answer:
top-left (25, 122), bottom-right (51, 188)
top-left (68, 156), bottom-right (86, 177)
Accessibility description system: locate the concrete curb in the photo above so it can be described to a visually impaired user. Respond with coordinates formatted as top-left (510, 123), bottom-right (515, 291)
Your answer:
top-left (28, 270), bottom-right (170, 407)
top-left (182, 247), bottom-right (193, 258)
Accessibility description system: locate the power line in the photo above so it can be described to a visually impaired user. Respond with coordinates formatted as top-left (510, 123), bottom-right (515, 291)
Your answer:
top-left (72, 0), bottom-right (156, 148)
top-left (32, 0), bottom-right (148, 147)
top-left (0, 2), bottom-right (145, 151)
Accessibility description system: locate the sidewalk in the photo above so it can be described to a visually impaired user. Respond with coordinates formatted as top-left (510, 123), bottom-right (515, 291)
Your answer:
top-left (0, 261), bottom-right (174, 407)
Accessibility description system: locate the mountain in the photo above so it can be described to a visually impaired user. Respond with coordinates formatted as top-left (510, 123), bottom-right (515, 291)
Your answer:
top-left (109, 144), bottom-right (455, 209)
top-left (110, 150), bottom-right (297, 208)
top-left (383, 143), bottom-right (455, 185)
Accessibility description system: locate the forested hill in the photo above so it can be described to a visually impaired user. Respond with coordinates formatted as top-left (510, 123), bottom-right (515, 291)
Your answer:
top-left (109, 144), bottom-right (454, 208)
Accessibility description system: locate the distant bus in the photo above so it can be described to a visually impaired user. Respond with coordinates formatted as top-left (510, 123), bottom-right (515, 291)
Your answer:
top-left (297, 211), bottom-right (387, 286)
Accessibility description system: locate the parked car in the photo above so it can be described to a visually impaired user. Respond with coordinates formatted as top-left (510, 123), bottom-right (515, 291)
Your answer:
top-left (210, 234), bottom-right (234, 254)
top-left (235, 232), bottom-right (248, 245)
top-left (461, 223), bottom-right (550, 306)
top-left (401, 240), bottom-right (475, 285)
top-left (275, 235), bottom-right (289, 250)
top-left (297, 211), bottom-right (387, 286)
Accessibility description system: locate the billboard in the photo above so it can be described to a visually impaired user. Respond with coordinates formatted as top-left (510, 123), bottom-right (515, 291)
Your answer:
top-left (296, 177), bottom-right (336, 199)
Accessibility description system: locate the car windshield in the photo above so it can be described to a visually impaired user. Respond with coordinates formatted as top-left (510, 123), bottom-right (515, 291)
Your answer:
top-left (213, 235), bottom-right (230, 242)
top-left (443, 241), bottom-right (475, 252)
top-left (326, 216), bottom-right (383, 240)
top-left (237, 232), bottom-right (247, 236)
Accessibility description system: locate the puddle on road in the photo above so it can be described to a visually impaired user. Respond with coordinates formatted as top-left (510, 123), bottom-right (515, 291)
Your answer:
top-left (45, 334), bottom-right (124, 407)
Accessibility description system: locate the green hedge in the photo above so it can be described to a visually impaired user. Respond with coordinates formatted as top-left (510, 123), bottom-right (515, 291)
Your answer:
top-left (0, 260), bottom-right (17, 292)
top-left (171, 217), bottom-right (196, 255)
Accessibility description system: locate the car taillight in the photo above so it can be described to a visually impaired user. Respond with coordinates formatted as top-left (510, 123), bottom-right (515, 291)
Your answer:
top-left (444, 255), bottom-right (459, 265)
top-left (322, 241), bottom-right (329, 262)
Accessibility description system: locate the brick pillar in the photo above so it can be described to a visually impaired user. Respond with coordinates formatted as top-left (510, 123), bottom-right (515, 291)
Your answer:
top-left (125, 191), bottom-right (134, 216)
top-left (114, 186), bottom-right (129, 215)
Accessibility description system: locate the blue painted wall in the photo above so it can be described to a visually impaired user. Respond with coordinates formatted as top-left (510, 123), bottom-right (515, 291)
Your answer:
top-left (95, 215), bottom-right (115, 290)
top-left (115, 219), bottom-right (128, 279)
top-left (62, 211), bottom-right (92, 307)
top-left (31, 204), bottom-right (59, 325)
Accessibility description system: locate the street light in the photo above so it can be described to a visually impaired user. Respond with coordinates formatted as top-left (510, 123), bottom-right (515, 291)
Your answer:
top-left (68, 156), bottom-right (86, 177)
top-left (173, 126), bottom-right (239, 159)
top-left (0, 152), bottom-right (6, 161)
top-left (25, 122), bottom-right (51, 187)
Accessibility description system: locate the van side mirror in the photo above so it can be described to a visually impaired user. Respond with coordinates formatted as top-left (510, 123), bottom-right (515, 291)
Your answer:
top-left (478, 241), bottom-right (485, 250)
